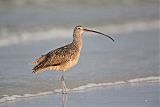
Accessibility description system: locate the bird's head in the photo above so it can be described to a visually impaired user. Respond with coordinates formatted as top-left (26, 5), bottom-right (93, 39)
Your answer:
top-left (74, 25), bottom-right (84, 34)
top-left (74, 25), bottom-right (114, 42)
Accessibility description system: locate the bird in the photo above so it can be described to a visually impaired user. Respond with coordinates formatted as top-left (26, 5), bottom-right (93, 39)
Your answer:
top-left (32, 25), bottom-right (114, 94)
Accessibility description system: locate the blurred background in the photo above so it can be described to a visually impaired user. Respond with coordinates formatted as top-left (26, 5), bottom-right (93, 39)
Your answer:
top-left (0, 0), bottom-right (159, 102)
top-left (0, 0), bottom-right (159, 39)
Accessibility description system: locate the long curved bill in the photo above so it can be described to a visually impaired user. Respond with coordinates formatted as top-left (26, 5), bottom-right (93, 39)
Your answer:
top-left (83, 28), bottom-right (114, 42)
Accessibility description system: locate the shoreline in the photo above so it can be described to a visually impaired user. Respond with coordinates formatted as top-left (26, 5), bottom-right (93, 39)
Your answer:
top-left (0, 81), bottom-right (159, 107)
top-left (0, 27), bottom-right (159, 105)
top-left (0, 76), bottom-right (159, 104)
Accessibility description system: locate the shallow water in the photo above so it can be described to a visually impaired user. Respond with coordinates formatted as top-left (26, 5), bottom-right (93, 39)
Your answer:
top-left (0, 0), bottom-right (159, 103)
top-left (0, 82), bottom-right (159, 107)
top-left (0, 26), bottom-right (159, 101)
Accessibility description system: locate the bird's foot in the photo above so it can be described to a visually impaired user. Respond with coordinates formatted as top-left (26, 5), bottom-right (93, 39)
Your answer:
top-left (62, 89), bottom-right (70, 94)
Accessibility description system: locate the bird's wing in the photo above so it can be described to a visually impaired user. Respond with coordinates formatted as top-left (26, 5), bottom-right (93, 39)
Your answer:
top-left (32, 44), bottom-right (72, 65)
top-left (43, 46), bottom-right (73, 67)
top-left (32, 44), bottom-right (77, 72)
top-left (32, 55), bottom-right (47, 64)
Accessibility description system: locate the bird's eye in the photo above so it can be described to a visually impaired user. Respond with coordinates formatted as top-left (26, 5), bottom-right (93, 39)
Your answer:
top-left (78, 27), bottom-right (81, 29)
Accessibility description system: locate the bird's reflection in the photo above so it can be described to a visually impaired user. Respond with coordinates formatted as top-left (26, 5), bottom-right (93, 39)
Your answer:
top-left (61, 94), bottom-right (68, 107)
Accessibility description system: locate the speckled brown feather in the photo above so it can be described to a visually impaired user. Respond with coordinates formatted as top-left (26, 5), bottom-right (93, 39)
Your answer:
top-left (32, 55), bottom-right (47, 64)
top-left (32, 43), bottom-right (81, 73)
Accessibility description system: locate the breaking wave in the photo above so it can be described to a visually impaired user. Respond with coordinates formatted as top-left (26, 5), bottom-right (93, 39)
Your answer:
top-left (0, 20), bottom-right (159, 47)
top-left (0, 76), bottom-right (159, 103)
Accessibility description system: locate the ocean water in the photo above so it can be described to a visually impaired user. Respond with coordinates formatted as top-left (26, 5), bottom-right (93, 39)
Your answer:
top-left (0, 0), bottom-right (159, 103)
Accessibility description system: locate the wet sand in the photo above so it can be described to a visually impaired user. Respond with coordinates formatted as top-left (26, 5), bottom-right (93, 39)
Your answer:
top-left (0, 82), bottom-right (159, 107)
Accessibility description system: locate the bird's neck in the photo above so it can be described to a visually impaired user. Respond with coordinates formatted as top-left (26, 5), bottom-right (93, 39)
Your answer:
top-left (72, 32), bottom-right (82, 50)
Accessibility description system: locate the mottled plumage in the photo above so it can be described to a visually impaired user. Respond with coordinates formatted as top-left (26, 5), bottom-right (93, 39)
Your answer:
top-left (32, 26), bottom-right (83, 73)
top-left (32, 43), bottom-right (81, 73)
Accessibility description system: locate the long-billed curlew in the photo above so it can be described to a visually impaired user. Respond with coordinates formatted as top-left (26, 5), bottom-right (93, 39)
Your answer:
top-left (32, 25), bottom-right (114, 94)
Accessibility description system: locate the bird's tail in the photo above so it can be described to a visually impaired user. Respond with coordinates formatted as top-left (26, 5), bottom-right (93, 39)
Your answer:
top-left (32, 55), bottom-right (48, 73)
top-left (32, 55), bottom-right (46, 64)
top-left (32, 62), bottom-right (45, 73)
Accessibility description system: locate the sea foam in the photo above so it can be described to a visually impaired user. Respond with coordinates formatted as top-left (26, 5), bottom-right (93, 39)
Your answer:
top-left (55, 76), bottom-right (160, 93)
top-left (0, 91), bottom-right (53, 103)
top-left (0, 76), bottom-right (159, 103)
top-left (128, 76), bottom-right (160, 83)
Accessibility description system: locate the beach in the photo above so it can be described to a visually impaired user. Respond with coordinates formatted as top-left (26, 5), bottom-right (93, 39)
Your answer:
top-left (0, 82), bottom-right (159, 107)
top-left (0, 0), bottom-right (159, 106)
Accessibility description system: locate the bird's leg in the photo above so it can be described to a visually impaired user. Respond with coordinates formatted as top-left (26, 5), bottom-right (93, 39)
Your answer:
top-left (61, 71), bottom-right (68, 94)
top-left (61, 92), bottom-right (68, 107)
